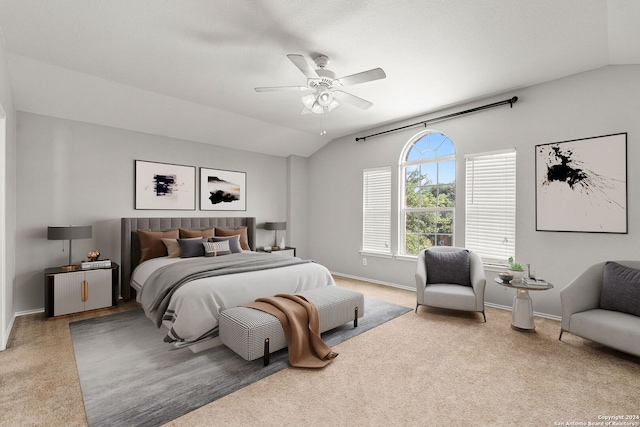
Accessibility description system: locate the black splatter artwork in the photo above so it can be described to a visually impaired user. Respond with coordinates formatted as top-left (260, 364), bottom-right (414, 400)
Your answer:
top-left (539, 145), bottom-right (623, 209)
top-left (207, 176), bottom-right (240, 205)
top-left (536, 133), bottom-right (627, 233)
top-left (544, 146), bottom-right (588, 189)
top-left (153, 174), bottom-right (176, 196)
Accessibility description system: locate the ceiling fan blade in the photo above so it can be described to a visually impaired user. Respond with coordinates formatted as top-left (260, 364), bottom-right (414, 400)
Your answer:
top-left (301, 106), bottom-right (313, 115)
top-left (336, 68), bottom-right (386, 86)
top-left (255, 86), bottom-right (310, 92)
top-left (287, 54), bottom-right (319, 79)
top-left (333, 90), bottom-right (374, 110)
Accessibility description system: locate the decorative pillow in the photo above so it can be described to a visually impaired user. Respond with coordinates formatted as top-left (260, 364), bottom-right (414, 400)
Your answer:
top-left (215, 227), bottom-right (249, 251)
top-left (203, 240), bottom-right (231, 257)
top-left (138, 229), bottom-right (179, 263)
top-left (425, 249), bottom-right (471, 286)
top-left (162, 237), bottom-right (202, 258)
top-left (179, 228), bottom-right (215, 238)
top-left (600, 261), bottom-right (640, 317)
top-left (161, 238), bottom-right (181, 258)
top-left (178, 238), bottom-right (208, 258)
top-left (212, 234), bottom-right (242, 253)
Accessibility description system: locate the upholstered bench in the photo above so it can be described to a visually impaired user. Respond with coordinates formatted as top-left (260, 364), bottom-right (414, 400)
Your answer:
top-left (219, 286), bottom-right (364, 365)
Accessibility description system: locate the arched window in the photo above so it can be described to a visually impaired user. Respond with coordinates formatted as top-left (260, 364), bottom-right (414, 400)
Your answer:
top-left (400, 130), bottom-right (455, 255)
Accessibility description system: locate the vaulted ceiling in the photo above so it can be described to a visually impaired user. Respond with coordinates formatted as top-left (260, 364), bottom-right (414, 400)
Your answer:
top-left (1, 1), bottom-right (639, 157)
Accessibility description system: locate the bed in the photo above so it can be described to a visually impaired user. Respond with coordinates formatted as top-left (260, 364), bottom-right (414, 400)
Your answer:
top-left (120, 217), bottom-right (336, 348)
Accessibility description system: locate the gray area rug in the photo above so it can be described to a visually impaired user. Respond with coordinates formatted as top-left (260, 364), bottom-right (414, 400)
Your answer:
top-left (70, 297), bottom-right (411, 427)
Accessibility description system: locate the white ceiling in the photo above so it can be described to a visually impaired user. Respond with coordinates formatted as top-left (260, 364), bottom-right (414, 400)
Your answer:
top-left (0, 0), bottom-right (639, 157)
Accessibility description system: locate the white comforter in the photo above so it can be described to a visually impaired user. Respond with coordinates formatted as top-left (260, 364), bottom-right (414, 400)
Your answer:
top-left (131, 254), bottom-right (336, 346)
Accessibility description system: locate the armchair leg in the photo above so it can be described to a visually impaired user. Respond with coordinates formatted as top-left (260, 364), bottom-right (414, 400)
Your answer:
top-left (481, 310), bottom-right (486, 323)
top-left (558, 329), bottom-right (564, 341)
top-left (415, 303), bottom-right (419, 314)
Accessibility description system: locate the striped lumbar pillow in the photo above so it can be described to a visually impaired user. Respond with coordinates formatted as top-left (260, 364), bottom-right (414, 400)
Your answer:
top-left (203, 240), bottom-right (231, 257)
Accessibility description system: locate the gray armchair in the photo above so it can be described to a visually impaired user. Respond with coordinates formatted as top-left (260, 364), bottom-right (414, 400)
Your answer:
top-left (559, 260), bottom-right (640, 357)
top-left (415, 247), bottom-right (486, 322)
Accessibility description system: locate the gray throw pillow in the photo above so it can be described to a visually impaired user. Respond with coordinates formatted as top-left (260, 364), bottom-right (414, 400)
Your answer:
top-left (425, 249), bottom-right (471, 286)
top-left (212, 234), bottom-right (242, 253)
top-left (178, 238), bottom-right (208, 258)
top-left (600, 261), bottom-right (640, 317)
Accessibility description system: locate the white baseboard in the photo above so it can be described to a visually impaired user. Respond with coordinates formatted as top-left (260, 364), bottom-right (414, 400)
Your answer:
top-left (532, 311), bottom-right (561, 322)
top-left (331, 271), bottom-right (561, 322)
top-left (1, 312), bottom-right (15, 351)
top-left (484, 302), bottom-right (512, 312)
top-left (330, 271), bottom-right (415, 292)
top-left (16, 308), bottom-right (44, 317)
top-left (2, 309), bottom-right (43, 351)
top-left (485, 302), bottom-right (561, 322)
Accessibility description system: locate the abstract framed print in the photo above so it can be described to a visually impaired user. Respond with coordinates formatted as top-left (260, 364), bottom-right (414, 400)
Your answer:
top-left (535, 133), bottom-right (627, 233)
top-left (199, 167), bottom-right (246, 211)
top-left (134, 160), bottom-right (196, 210)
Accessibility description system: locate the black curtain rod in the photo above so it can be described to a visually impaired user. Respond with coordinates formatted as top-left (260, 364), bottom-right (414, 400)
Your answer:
top-left (355, 96), bottom-right (518, 142)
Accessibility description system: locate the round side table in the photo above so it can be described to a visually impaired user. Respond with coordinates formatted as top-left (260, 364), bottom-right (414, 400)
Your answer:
top-left (494, 277), bottom-right (554, 332)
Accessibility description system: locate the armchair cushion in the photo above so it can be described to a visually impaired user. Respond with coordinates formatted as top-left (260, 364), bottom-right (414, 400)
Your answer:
top-left (600, 261), bottom-right (640, 317)
top-left (425, 248), bottom-right (471, 286)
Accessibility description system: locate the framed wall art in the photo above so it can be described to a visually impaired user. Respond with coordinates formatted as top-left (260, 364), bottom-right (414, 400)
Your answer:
top-left (200, 167), bottom-right (246, 211)
top-left (135, 160), bottom-right (196, 210)
top-left (535, 133), bottom-right (627, 233)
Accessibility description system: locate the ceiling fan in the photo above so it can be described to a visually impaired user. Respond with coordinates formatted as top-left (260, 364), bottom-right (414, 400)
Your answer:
top-left (255, 54), bottom-right (386, 114)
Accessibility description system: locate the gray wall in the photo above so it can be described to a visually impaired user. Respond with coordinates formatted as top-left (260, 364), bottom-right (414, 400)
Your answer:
top-left (307, 65), bottom-right (640, 318)
top-left (12, 65), bottom-right (640, 319)
top-left (15, 112), bottom-right (290, 313)
top-left (286, 155), bottom-right (310, 259)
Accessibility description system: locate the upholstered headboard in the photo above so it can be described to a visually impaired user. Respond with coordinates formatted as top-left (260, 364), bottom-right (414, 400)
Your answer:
top-left (120, 217), bottom-right (257, 300)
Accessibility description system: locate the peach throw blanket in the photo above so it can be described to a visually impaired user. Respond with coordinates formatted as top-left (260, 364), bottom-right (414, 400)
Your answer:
top-left (245, 294), bottom-right (338, 368)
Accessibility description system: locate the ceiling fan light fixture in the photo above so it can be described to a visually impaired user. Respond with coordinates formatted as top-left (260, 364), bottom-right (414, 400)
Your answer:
top-left (317, 89), bottom-right (333, 107)
top-left (301, 92), bottom-right (317, 110)
top-left (301, 91), bottom-right (340, 114)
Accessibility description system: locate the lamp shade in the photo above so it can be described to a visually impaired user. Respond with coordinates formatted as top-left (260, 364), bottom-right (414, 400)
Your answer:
top-left (47, 225), bottom-right (92, 240)
top-left (48, 225), bottom-right (92, 271)
top-left (264, 222), bottom-right (286, 231)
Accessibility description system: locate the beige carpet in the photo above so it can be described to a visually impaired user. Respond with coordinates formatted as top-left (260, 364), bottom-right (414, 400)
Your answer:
top-left (1, 276), bottom-right (639, 427)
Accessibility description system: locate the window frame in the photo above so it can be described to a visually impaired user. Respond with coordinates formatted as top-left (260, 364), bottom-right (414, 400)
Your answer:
top-left (399, 130), bottom-right (456, 256)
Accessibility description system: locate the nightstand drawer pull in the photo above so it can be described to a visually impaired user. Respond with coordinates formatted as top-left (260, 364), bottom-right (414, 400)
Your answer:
top-left (81, 280), bottom-right (88, 302)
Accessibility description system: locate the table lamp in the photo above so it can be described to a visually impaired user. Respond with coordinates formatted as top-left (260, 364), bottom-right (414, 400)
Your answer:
top-left (47, 225), bottom-right (92, 271)
top-left (264, 222), bottom-right (286, 249)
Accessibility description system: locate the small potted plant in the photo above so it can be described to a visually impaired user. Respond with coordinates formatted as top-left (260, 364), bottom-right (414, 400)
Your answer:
top-left (508, 256), bottom-right (525, 282)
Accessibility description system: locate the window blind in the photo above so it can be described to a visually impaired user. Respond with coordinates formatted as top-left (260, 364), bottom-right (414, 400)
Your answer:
top-left (362, 166), bottom-right (392, 254)
top-left (465, 149), bottom-right (516, 264)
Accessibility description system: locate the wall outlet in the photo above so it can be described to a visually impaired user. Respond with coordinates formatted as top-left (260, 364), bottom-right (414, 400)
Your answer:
top-left (362, 258), bottom-right (367, 266)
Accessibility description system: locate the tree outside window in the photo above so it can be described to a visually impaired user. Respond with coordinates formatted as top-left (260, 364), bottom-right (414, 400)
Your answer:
top-left (400, 131), bottom-right (455, 255)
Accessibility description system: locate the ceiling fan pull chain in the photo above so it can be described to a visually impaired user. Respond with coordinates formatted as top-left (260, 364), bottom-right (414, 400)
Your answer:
top-left (319, 113), bottom-right (326, 135)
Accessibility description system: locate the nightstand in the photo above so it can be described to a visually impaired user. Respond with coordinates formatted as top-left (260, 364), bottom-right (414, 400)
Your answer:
top-left (44, 263), bottom-right (119, 318)
top-left (257, 247), bottom-right (296, 257)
